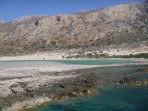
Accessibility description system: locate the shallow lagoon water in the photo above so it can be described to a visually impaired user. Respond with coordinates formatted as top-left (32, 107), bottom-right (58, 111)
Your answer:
top-left (0, 59), bottom-right (137, 69)
top-left (31, 85), bottom-right (148, 111)
top-left (51, 59), bottom-right (137, 65)
top-left (26, 60), bottom-right (148, 111)
top-left (0, 59), bottom-right (147, 111)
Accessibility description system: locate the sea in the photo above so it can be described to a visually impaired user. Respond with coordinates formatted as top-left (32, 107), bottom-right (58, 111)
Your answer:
top-left (26, 59), bottom-right (148, 111)
top-left (0, 59), bottom-right (147, 111)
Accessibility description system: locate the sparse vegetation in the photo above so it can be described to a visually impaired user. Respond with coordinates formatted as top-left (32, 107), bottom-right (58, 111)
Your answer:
top-left (64, 51), bottom-right (109, 59)
top-left (64, 52), bottom-right (148, 59)
top-left (112, 53), bottom-right (148, 59)
top-left (0, 2), bottom-right (147, 57)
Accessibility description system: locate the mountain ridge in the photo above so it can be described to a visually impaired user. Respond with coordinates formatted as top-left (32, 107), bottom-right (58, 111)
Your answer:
top-left (0, 2), bottom-right (147, 56)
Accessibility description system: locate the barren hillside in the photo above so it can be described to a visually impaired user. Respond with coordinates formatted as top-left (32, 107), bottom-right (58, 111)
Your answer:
top-left (0, 2), bottom-right (147, 56)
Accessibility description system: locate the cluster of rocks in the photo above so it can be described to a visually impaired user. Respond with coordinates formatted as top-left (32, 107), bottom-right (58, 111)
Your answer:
top-left (119, 77), bottom-right (148, 86)
top-left (0, 64), bottom-right (148, 111)
top-left (0, 71), bottom-right (99, 111)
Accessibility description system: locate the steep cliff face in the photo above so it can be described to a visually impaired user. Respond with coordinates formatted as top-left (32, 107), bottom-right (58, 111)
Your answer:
top-left (0, 2), bottom-right (147, 56)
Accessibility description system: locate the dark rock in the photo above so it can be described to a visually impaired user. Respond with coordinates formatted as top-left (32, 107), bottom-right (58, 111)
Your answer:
top-left (119, 77), bottom-right (148, 86)
top-left (59, 84), bottom-right (65, 88)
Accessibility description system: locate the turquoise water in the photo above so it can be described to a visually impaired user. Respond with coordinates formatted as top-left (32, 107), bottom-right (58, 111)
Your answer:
top-left (28, 61), bottom-right (148, 111)
top-left (0, 59), bottom-right (137, 68)
top-left (31, 85), bottom-right (148, 111)
top-left (1, 59), bottom-right (147, 111)
top-left (51, 59), bottom-right (137, 65)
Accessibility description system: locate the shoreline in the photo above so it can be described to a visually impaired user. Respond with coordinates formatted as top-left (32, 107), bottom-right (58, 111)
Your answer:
top-left (0, 51), bottom-right (147, 62)
top-left (0, 62), bottom-right (148, 111)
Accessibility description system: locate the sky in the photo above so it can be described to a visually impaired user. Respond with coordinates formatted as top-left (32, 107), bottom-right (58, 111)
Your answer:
top-left (0, 0), bottom-right (144, 22)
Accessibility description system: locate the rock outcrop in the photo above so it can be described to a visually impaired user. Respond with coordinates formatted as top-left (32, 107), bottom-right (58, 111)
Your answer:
top-left (0, 62), bottom-right (148, 111)
top-left (0, 2), bottom-right (147, 56)
top-left (119, 77), bottom-right (148, 86)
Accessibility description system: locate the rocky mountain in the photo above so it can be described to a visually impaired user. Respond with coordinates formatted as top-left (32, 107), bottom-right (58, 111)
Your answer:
top-left (0, 20), bottom-right (5, 25)
top-left (0, 2), bottom-right (147, 56)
